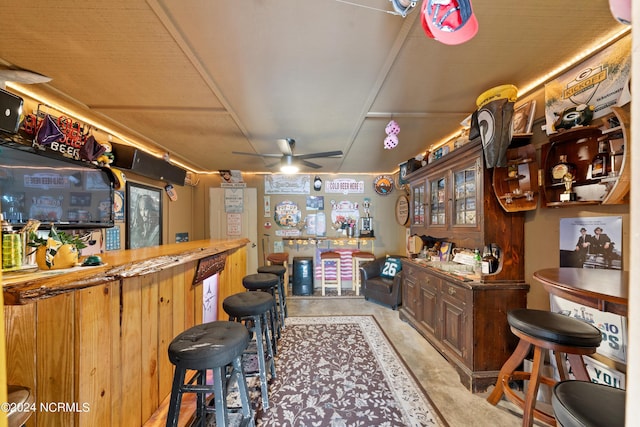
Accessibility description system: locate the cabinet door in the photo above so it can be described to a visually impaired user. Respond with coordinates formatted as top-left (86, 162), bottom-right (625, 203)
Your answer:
top-left (429, 176), bottom-right (447, 227)
top-left (418, 275), bottom-right (439, 336)
top-left (402, 266), bottom-right (420, 320)
top-left (452, 160), bottom-right (480, 229)
top-left (412, 181), bottom-right (426, 226)
top-left (440, 282), bottom-right (469, 363)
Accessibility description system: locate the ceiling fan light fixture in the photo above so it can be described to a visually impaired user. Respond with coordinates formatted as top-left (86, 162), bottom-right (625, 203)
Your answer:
top-left (280, 155), bottom-right (299, 174)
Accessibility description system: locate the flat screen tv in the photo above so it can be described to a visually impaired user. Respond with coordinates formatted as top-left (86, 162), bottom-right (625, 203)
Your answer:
top-left (0, 143), bottom-right (114, 229)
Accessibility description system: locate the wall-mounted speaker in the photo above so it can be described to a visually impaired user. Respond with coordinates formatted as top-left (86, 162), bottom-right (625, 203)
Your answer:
top-left (111, 143), bottom-right (186, 185)
top-left (0, 88), bottom-right (23, 134)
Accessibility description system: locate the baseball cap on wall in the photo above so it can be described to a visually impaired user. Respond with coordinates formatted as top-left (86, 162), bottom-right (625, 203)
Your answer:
top-left (421, 0), bottom-right (478, 45)
top-left (609, 0), bottom-right (631, 25)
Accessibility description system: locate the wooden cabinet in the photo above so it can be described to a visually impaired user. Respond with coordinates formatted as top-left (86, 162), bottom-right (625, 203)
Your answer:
top-left (540, 107), bottom-right (630, 207)
top-left (406, 138), bottom-right (525, 283)
top-left (399, 260), bottom-right (529, 392)
top-left (401, 137), bottom-right (530, 392)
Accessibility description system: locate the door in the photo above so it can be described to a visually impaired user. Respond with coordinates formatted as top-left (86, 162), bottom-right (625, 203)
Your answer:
top-left (209, 188), bottom-right (258, 274)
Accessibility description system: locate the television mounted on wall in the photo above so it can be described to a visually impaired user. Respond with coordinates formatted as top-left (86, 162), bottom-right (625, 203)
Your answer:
top-left (0, 142), bottom-right (114, 229)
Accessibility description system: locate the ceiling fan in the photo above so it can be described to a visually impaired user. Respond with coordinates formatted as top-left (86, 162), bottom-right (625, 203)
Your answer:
top-left (232, 138), bottom-right (343, 172)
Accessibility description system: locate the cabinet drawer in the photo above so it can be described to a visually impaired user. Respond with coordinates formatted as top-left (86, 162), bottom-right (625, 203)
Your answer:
top-left (440, 281), bottom-right (469, 305)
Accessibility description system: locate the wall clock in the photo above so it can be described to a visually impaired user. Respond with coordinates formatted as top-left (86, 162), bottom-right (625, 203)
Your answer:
top-left (395, 195), bottom-right (410, 226)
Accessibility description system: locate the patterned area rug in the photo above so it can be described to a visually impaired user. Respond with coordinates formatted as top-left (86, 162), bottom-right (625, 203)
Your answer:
top-left (236, 316), bottom-right (446, 426)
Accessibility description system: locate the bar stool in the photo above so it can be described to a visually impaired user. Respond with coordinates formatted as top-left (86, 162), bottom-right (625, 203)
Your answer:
top-left (552, 380), bottom-right (625, 427)
top-left (223, 291), bottom-right (277, 410)
top-left (351, 251), bottom-right (374, 296)
top-left (7, 385), bottom-right (35, 427)
top-left (242, 272), bottom-right (281, 349)
top-left (257, 264), bottom-right (288, 323)
top-left (487, 309), bottom-right (602, 427)
top-left (166, 321), bottom-right (253, 427)
top-left (320, 251), bottom-right (342, 296)
top-left (267, 252), bottom-right (289, 294)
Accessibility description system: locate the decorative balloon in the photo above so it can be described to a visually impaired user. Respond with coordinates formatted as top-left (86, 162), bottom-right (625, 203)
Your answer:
top-left (384, 119), bottom-right (400, 149)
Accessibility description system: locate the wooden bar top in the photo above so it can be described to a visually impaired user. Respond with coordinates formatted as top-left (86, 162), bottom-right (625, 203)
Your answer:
top-left (2, 238), bottom-right (249, 305)
top-left (533, 267), bottom-right (628, 317)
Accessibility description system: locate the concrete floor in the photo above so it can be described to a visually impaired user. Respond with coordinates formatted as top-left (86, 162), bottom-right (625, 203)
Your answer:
top-left (287, 295), bottom-right (537, 427)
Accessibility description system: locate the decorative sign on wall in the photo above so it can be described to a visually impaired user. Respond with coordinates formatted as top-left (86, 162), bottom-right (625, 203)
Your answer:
top-left (550, 295), bottom-right (627, 364)
top-left (274, 200), bottom-right (301, 227)
top-left (395, 195), bottom-right (410, 226)
top-left (193, 253), bottom-right (227, 285)
top-left (373, 175), bottom-right (394, 195)
top-left (265, 174), bottom-right (310, 194)
top-left (105, 225), bottom-right (121, 251)
top-left (264, 195), bottom-right (271, 217)
top-left (325, 178), bottom-right (365, 194)
top-left (227, 213), bottom-right (242, 236)
top-left (544, 34), bottom-right (631, 134)
top-left (330, 200), bottom-right (360, 231)
top-left (224, 188), bottom-right (244, 213)
top-left (113, 190), bottom-right (125, 220)
top-left (306, 196), bottom-right (324, 211)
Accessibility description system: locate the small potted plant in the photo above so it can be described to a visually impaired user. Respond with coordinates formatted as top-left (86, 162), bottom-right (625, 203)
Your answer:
top-left (28, 226), bottom-right (87, 270)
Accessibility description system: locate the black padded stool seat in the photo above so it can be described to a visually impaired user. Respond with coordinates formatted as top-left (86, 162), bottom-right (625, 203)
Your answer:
top-left (552, 380), bottom-right (625, 427)
top-left (168, 320), bottom-right (249, 369)
top-left (257, 265), bottom-right (286, 277)
top-left (507, 309), bottom-right (603, 348)
top-left (242, 272), bottom-right (279, 291)
top-left (223, 291), bottom-right (274, 318)
top-left (166, 321), bottom-right (253, 427)
top-left (487, 309), bottom-right (603, 427)
top-left (7, 385), bottom-right (35, 427)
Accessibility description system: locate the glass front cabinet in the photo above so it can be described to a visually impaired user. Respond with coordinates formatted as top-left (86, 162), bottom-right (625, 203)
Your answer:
top-left (406, 139), bottom-right (525, 283)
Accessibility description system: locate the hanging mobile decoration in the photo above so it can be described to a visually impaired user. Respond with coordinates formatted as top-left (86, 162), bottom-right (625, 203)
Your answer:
top-left (383, 119), bottom-right (400, 149)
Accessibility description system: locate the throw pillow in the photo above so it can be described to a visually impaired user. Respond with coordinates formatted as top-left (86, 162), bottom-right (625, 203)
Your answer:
top-left (381, 257), bottom-right (402, 278)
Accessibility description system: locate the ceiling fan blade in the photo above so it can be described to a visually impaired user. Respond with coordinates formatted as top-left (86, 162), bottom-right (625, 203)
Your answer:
top-left (301, 159), bottom-right (323, 169)
top-left (232, 151), bottom-right (282, 158)
top-left (296, 150), bottom-right (343, 160)
top-left (276, 138), bottom-right (294, 156)
top-left (265, 160), bottom-right (280, 169)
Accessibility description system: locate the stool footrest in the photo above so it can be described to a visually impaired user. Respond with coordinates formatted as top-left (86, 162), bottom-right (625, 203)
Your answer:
top-left (502, 378), bottom-right (556, 426)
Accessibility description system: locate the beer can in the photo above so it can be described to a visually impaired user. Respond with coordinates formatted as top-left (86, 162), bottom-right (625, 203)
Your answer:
top-left (2, 233), bottom-right (23, 270)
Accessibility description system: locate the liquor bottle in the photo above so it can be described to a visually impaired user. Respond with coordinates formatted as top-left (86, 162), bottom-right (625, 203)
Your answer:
top-left (551, 154), bottom-right (576, 184)
top-left (481, 244), bottom-right (498, 274)
top-left (474, 249), bottom-right (482, 274)
top-left (591, 137), bottom-right (610, 178)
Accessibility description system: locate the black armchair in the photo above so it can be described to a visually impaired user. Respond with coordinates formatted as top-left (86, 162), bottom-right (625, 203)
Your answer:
top-left (359, 256), bottom-right (404, 310)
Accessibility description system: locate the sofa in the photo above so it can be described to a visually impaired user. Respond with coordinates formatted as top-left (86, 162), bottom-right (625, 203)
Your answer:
top-left (359, 256), bottom-right (404, 310)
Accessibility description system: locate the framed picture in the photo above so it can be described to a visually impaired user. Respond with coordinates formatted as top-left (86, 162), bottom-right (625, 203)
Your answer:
top-left (512, 100), bottom-right (536, 135)
top-left (126, 182), bottom-right (162, 249)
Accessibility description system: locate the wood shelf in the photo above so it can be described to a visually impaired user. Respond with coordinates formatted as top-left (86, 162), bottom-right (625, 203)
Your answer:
top-left (540, 107), bottom-right (630, 207)
top-left (492, 142), bottom-right (539, 212)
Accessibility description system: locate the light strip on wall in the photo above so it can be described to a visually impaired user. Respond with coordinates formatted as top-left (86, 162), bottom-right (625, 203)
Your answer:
top-left (425, 27), bottom-right (631, 155)
top-left (6, 83), bottom-right (201, 174)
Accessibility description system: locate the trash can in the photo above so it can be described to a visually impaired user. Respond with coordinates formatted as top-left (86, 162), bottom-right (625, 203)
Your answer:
top-left (292, 256), bottom-right (313, 296)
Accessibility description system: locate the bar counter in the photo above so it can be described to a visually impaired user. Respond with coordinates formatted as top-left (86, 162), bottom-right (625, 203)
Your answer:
top-left (533, 267), bottom-right (628, 317)
top-left (3, 238), bottom-right (249, 427)
top-left (3, 238), bottom-right (249, 305)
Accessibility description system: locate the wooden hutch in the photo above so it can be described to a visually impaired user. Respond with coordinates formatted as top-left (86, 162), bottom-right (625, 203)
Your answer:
top-left (399, 138), bottom-right (529, 393)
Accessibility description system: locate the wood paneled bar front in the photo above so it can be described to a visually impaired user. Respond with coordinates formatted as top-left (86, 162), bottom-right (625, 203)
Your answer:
top-left (2, 238), bottom-right (248, 427)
